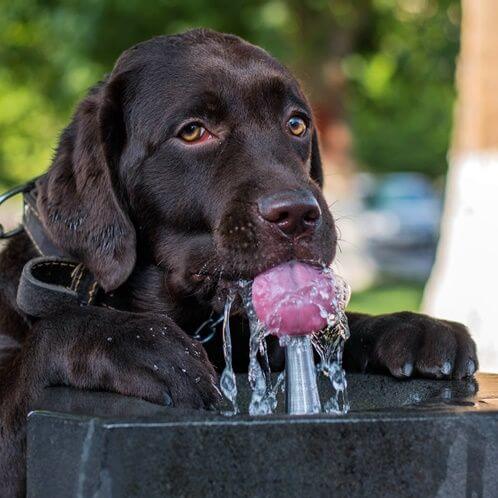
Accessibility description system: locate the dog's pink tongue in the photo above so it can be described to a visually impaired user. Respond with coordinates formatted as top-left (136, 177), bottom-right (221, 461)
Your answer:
top-left (252, 261), bottom-right (336, 336)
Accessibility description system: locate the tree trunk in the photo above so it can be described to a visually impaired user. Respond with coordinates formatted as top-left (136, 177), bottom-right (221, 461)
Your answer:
top-left (423, 0), bottom-right (498, 371)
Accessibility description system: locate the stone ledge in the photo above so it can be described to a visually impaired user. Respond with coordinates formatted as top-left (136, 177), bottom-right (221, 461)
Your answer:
top-left (27, 373), bottom-right (498, 497)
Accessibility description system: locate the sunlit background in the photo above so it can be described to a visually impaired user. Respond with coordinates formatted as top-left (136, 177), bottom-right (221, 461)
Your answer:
top-left (1, 0), bottom-right (497, 369)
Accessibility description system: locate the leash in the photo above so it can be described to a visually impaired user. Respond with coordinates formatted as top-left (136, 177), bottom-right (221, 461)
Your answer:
top-left (0, 178), bottom-right (38, 239)
top-left (0, 179), bottom-right (222, 342)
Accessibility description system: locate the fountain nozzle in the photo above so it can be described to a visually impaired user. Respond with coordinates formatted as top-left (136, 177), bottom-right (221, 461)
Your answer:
top-left (283, 335), bottom-right (321, 415)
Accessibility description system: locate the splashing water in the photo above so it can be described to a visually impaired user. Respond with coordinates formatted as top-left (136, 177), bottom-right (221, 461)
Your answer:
top-left (219, 290), bottom-right (239, 415)
top-left (219, 266), bottom-right (351, 416)
top-left (238, 281), bottom-right (284, 416)
top-left (313, 312), bottom-right (350, 414)
top-left (312, 271), bottom-right (351, 414)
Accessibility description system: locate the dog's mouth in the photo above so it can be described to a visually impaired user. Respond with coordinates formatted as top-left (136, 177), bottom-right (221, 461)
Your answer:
top-left (191, 253), bottom-right (330, 315)
top-left (179, 202), bottom-right (336, 312)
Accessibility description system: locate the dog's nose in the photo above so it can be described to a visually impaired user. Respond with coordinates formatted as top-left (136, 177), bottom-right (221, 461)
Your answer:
top-left (257, 189), bottom-right (321, 237)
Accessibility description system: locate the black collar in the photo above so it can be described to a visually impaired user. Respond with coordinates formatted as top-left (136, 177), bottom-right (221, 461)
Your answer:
top-left (5, 181), bottom-right (220, 342)
top-left (13, 184), bottom-right (105, 317)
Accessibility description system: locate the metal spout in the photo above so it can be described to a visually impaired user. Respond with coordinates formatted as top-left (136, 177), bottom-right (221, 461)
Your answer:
top-left (284, 335), bottom-right (321, 415)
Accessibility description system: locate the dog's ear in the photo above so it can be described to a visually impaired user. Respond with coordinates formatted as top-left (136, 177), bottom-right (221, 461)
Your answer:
top-left (310, 128), bottom-right (324, 188)
top-left (36, 79), bottom-right (136, 292)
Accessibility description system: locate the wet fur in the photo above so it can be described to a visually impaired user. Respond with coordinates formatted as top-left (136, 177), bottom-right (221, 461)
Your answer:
top-left (0, 29), bottom-right (477, 497)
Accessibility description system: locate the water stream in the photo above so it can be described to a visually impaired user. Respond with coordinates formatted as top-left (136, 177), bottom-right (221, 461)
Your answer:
top-left (219, 290), bottom-right (239, 415)
top-left (313, 311), bottom-right (350, 414)
top-left (218, 268), bottom-right (351, 416)
top-left (238, 281), bottom-right (284, 415)
top-left (313, 271), bottom-right (351, 414)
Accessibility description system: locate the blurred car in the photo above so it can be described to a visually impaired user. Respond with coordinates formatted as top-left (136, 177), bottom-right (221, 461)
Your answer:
top-left (358, 173), bottom-right (443, 281)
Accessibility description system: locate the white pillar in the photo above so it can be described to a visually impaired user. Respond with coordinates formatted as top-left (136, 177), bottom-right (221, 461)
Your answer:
top-left (423, 0), bottom-right (498, 372)
top-left (423, 152), bottom-right (498, 371)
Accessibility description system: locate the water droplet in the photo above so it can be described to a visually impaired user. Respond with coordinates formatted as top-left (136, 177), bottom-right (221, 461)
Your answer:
top-left (164, 392), bottom-right (173, 406)
top-left (441, 361), bottom-right (452, 375)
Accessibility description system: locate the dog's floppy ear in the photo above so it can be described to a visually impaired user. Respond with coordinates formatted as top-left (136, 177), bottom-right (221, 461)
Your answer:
top-left (36, 79), bottom-right (136, 292)
top-left (310, 128), bottom-right (324, 188)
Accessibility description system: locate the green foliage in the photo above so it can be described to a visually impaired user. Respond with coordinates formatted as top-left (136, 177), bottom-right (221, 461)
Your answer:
top-left (0, 0), bottom-right (460, 189)
top-left (349, 282), bottom-right (424, 314)
top-left (345, 0), bottom-right (460, 176)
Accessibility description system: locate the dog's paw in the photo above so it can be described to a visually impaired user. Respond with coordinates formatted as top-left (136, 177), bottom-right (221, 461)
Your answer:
top-left (105, 316), bottom-right (222, 409)
top-left (36, 307), bottom-right (222, 409)
top-left (352, 312), bottom-right (478, 380)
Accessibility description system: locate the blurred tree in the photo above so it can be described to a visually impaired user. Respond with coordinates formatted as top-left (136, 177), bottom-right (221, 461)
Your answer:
top-left (0, 0), bottom-right (460, 189)
top-left (343, 0), bottom-right (460, 175)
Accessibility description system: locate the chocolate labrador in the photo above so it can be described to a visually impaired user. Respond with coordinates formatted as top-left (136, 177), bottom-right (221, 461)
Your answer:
top-left (0, 29), bottom-right (477, 496)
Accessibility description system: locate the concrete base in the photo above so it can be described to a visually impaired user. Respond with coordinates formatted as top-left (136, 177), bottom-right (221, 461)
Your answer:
top-left (27, 373), bottom-right (498, 497)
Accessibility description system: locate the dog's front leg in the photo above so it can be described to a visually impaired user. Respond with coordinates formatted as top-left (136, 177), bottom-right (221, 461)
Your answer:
top-left (0, 305), bottom-right (220, 497)
top-left (344, 311), bottom-right (478, 379)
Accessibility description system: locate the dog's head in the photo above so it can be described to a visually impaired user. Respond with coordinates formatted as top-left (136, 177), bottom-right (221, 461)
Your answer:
top-left (37, 29), bottom-right (336, 318)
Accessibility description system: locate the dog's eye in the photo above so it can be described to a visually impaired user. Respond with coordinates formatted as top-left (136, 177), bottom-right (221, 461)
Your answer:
top-left (287, 116), bottom-right (307, 137)
top-left (179, 123), bottom-right (208, 143)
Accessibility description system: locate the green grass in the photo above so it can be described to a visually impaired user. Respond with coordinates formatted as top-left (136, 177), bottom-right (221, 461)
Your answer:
top-left (348, 282), bottom-right (424, 315)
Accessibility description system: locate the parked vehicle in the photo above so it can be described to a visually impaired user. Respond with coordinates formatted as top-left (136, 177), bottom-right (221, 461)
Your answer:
top-left (359, 173), bottom-right (443, 281)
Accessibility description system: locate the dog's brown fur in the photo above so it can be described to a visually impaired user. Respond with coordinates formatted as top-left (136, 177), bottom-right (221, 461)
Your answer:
top-left (0, 30), bottom-right (477, 496)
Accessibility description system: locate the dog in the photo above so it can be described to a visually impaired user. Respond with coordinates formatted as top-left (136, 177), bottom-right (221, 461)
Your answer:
top-left (0, 29), bottom-right (477, 496)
